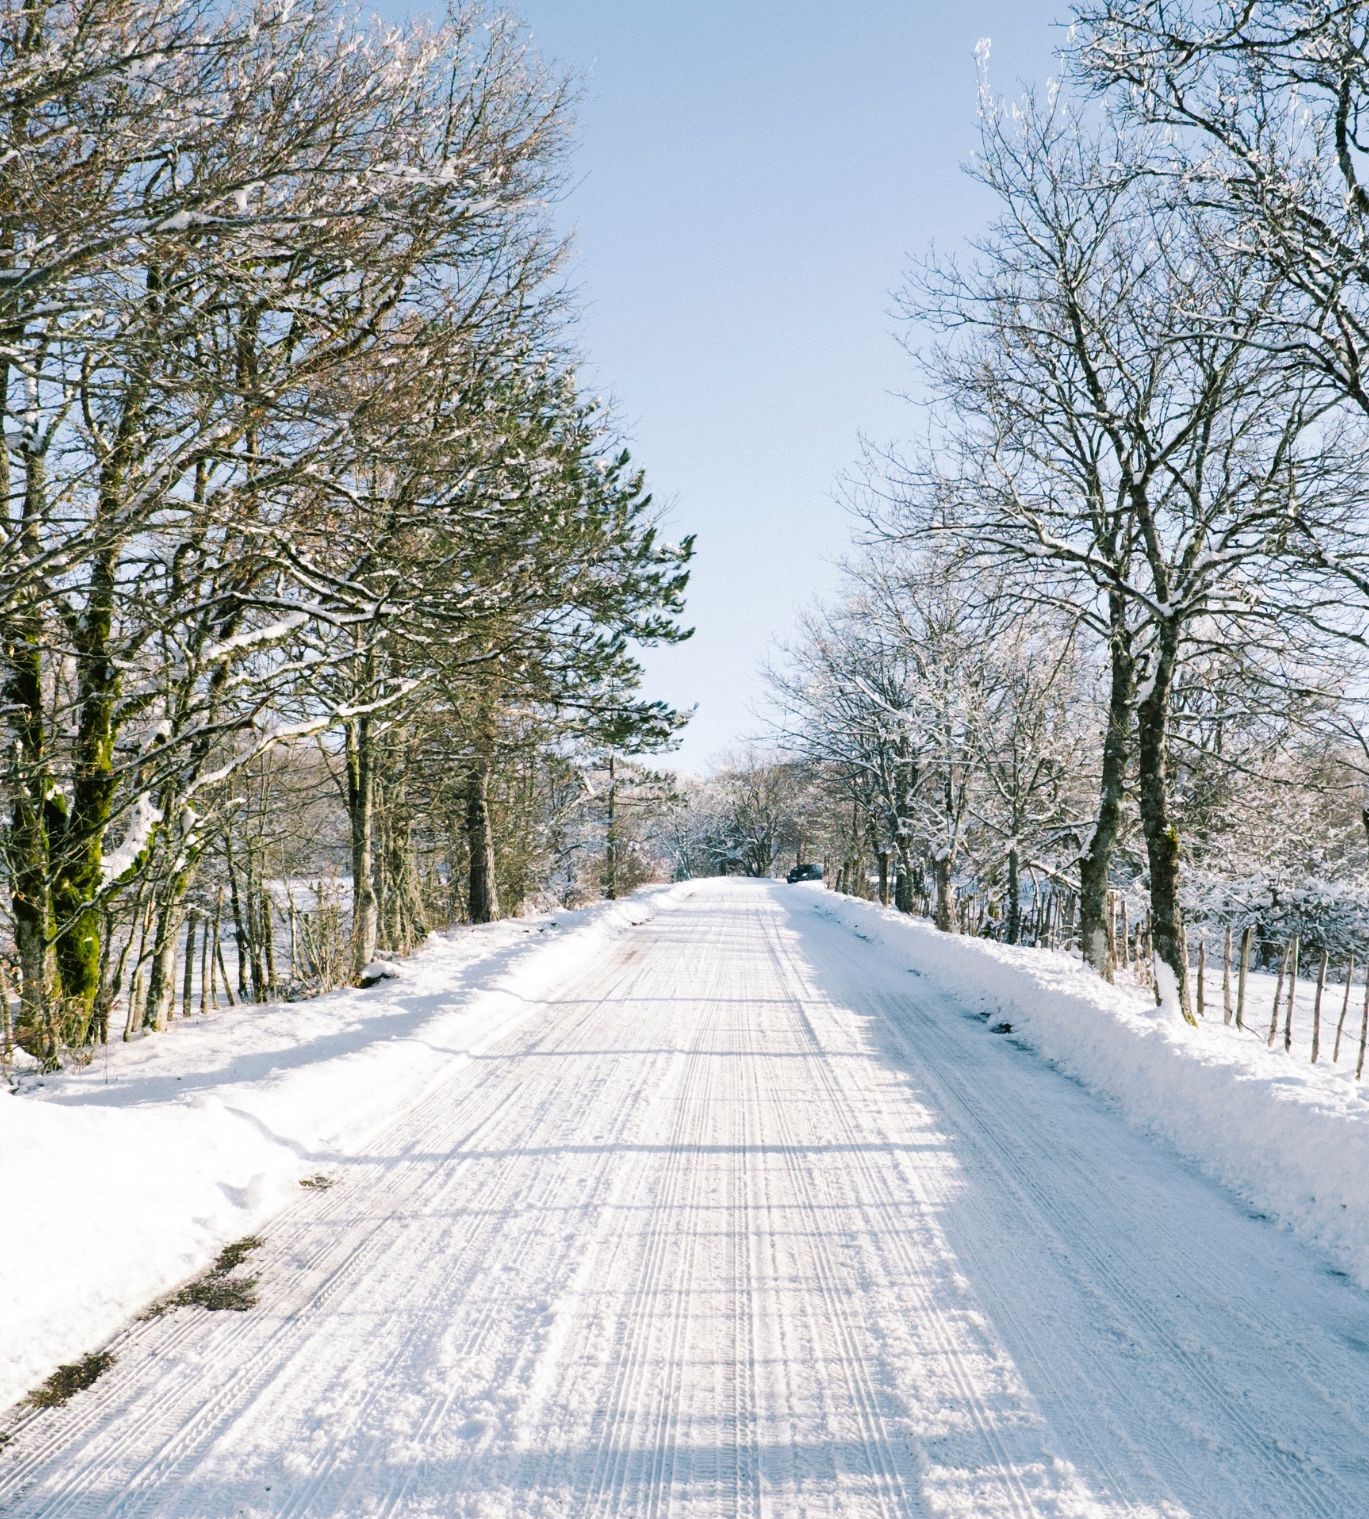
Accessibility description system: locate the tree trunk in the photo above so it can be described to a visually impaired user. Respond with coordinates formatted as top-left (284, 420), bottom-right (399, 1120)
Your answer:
top-left (4, 439), bottom-right (55, 1052)
top-left (49, 542), bottom-right (122, 1030)
top-left (225, 841), bottom-right (252, 1001)
top-left (465, 755), bottom-right (500, 924)
top-left (94, 912), bottom-right (115, 1043)
top-left (347, 715), bottom-right (379, 979)
top-left (4, 611), bottom-right (52, 1047)
top-left (893, 843), bottom-right (915, 913)
top-left (199, 911), bottom-right (210, 1013)
top-left (1135, 636), bottom-right (1193, 1024)
top-left (1005, 845), bottom-right (1021, 945)
top-left (0, 962), bottom-right (13, 1065)
top-left (247, 862), bottom-right (265, 1001)
top-left (260, 890), bottom-right (277, 997)
top-left (145, 826), bottom-right (199, 1030)
top-left (933, 852), bottom-right (957, 933)
top-left (143, 891), bottom-right (184, 1032)
top-left (182, 913), bottom-right (197, 1019)
top-left (604, 752), bottom-right (618, 901)
top-left (51, 370), bottom-right (150, 1033)
top-left (1079, 599), bottom-right (1133, 979)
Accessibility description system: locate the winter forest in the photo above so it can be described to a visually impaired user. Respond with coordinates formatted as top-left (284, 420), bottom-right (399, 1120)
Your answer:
top-left (687, 3), bottom-right (1369, 1034)
top-left (0, 0), bottom-right (694, 1068)
top-left (9, 0), bottom-right (1369, 1058)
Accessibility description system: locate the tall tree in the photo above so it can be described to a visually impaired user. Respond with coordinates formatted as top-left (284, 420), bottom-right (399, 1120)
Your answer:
top-left (881, 92), bottom-right (1357, 1017)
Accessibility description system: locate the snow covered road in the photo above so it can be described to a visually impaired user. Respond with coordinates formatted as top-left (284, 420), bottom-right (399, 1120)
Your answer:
top-left (4, 878), bottom-right (1369, 1518)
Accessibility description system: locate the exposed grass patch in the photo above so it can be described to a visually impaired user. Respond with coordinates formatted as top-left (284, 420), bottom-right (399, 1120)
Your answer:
top-left (175, 1274), bottom-right (259, 1312)
top-left (299, 1173), bottom-right (335, 1191)
top-left (28, 1350), bottom-right (115, 1409)
top-left (144, 1234), bottom-right (264, 1319)
top-left (212, 1235), bottom-right (263, 1274)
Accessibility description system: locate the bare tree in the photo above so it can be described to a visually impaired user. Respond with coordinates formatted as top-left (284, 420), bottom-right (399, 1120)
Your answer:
top-left (876, 88), bottom-right (1363, 1019)
top-left (0, 1), bottom-right (694, 1063)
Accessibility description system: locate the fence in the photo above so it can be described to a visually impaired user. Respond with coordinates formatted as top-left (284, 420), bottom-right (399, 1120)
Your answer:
top-left (891, 882), bottom-right (1369, 1080)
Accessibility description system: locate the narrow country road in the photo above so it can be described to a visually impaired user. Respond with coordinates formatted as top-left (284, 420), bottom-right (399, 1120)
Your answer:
top-left (5, 878), bottom-right (1369, 1518)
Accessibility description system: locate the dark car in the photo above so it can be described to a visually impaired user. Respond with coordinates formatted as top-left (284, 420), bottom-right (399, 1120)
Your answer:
top-left (786, 862), bottom-right (824, 883)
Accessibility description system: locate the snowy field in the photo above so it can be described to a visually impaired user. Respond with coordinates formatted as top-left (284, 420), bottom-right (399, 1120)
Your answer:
top-left (4, 877), bottom-right (1369, 1517)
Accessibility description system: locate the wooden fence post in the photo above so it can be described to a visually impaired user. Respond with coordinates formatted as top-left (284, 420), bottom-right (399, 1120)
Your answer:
top-left (1236, 926), bottom-right (1252, 1030)
top-left (1359, 970), bottom-right (1369, 1080)
top-left (1269, 941), bottom-right (1290, 1048)
top-left (1335, 955), bottom-right (1356, 1063)
top-left (1222, 926), bottom-right (1232, 1025)
top-left (1283, 935), bottom-right (1300, 1052)
top-left (1311, 949), bottom-right (1328, 1063)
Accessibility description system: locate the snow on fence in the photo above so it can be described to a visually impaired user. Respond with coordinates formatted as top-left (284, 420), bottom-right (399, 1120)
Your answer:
top-left (919, 881), bottom-right (1369, 1083)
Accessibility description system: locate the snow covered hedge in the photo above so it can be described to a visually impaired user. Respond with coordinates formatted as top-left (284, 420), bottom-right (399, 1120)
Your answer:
top-left (805, 887), bottom-right (1369, 1288)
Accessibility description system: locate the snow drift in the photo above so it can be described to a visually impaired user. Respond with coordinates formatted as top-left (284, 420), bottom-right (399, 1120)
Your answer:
top-left (0, 888), bottom-right (681, 1413)
top-left (801, 885), bottom-right (1369, 1289)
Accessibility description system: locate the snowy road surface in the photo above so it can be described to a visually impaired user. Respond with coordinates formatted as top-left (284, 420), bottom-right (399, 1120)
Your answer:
top-left (5, 879), bottom-right (1369, 1518)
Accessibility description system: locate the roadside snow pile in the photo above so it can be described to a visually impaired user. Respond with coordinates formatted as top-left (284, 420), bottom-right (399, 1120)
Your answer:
top-left (0, 887), bottom-right (678, 1413)
top-left (803, 887), bottom-right (1369, 1289)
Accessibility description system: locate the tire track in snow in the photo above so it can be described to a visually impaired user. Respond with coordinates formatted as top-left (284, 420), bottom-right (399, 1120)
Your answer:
top-left (0, 946), bottom-right (657, 1519)
top-left (887, 990), bottom-right (1354, 1519)
top-left (736, 906), bottom-right (919, 1519)
top-left (798, 897), bottom-right (1369, 1519)
top-left (0, 1070), bottom-right (531, 1519)
top-left (287, 954), bottom-right (664, 1519)
top-left (0, 944), bottom-right (658, 1511)
top-left (727, 1032), bottom-right (762, 1519)
top-left (8, 880), bottom-right (1369, 1518)
top-left (759, 913), bottom-right (1050, 1519)
top-left (367, 948), bottom-right (699, 1519)
top-left (771, 912), bottom-right (1183, 1517)
top-left (497, 904), bottom-right (769, 1519)
top-left (574, 978), bottom-right (721, 1515)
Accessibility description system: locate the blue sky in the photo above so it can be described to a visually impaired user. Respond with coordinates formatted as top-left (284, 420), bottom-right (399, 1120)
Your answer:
top-left (404, 4), bottom-right (1067, 770)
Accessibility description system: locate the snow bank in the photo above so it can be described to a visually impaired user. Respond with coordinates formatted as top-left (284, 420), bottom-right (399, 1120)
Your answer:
top-left (800, 887), bottom-right (1369, 1288)
top-left (0, 887), bottom-right (680, 1413)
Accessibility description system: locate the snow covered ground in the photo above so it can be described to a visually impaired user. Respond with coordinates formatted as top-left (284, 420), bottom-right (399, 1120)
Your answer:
top-left (809, 886), bottom-right (1369, 1292)
top-left (4, 876), bottom-right (1369, 1517)
top-left (0, 890), bottom-right (675, 1414)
